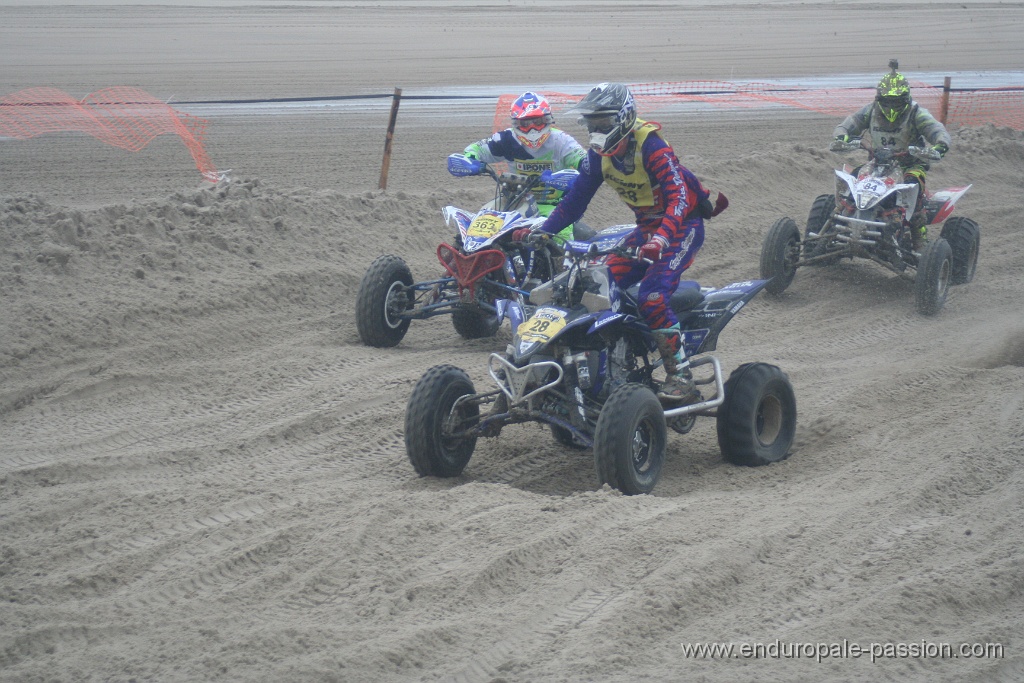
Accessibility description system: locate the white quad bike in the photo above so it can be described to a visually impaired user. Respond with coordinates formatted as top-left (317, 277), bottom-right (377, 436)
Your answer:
top-left (355, 155), bottom-right (579, 347)
top-left (760, 139), bottom-right (979, 315)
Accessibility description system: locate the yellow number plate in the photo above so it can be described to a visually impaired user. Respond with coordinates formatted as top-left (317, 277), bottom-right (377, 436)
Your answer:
top-left (517, 307), bottom-right (567, 344)
top-left (467, 214), bottom-right (504, 237)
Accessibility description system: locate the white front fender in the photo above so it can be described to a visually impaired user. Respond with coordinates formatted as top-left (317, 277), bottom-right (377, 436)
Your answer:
top-left (442, 206), bottom-right (474, 233)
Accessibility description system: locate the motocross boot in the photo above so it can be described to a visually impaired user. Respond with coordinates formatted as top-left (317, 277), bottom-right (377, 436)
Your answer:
top-left (908, 210), bottom-right (928, 252)
top-left (906, 173), bottom-right (928, 252)
top-left (653, 326), bottom-right (700, 405)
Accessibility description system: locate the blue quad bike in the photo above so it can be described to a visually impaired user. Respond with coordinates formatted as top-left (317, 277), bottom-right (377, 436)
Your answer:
top-left (405, 226), bottom-right (798, 495)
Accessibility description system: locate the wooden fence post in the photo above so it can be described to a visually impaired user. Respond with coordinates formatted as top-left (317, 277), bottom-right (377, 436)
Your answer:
top-left (939, 76), bottom-right (951, 124)
top-left (379, 87), bottom-right (402, 190)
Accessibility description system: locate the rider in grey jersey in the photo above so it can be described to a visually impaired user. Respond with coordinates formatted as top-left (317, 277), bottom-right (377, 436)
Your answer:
top-left (832, 60), bottom-right (952, 251)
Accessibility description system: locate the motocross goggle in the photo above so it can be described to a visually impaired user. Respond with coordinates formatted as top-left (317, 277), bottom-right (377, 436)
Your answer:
top-left (513, 117), bottom-right (550, 133)
top-left (877, 94), bottom-right (910, 121)
top-left (578, 113), bottom-right (617, 134)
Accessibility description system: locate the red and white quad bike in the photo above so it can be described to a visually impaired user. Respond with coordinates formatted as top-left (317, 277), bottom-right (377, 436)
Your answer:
top-left (355, 155), bottom-right (578, 347)
top-left (760, 139), bottom-right (979, 315)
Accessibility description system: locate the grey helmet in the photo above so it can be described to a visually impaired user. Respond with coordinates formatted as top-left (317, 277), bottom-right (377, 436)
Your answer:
top-left (570, 82), bottom-right (638, 155)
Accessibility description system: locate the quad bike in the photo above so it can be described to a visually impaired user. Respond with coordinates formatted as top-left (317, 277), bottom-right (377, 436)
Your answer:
top-left (404, 226), bottom-right (797, 495)
top-left (760, 138), bottom-right (979, 315)
top-left (355, 154), bottom-right (579, 347)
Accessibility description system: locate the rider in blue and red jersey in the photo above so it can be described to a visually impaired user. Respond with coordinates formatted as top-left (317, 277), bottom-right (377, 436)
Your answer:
top-left (520, 83), bottom-right (727, 403)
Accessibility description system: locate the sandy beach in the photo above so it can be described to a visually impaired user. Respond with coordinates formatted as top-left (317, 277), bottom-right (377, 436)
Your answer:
top-left (2, 2), bottom-right (1024, 682)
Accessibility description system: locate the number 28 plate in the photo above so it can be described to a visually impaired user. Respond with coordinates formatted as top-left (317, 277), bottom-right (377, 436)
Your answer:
top-left (517, 307), bottom-right (567, 343)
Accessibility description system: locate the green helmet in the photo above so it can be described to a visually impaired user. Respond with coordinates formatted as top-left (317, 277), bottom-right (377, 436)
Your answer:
top-left (876, 60), bottom-right (911, 123)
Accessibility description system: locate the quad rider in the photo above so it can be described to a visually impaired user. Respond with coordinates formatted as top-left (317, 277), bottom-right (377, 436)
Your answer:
top-left (462, 91), bottom-right (587, 245)
top-left (831, 59), bottom-right (952, 251)
top-left (520, 82), bottom-right (728, 404)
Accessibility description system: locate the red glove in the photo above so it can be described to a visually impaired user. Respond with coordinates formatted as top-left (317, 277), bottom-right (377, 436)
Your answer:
top-left (638, 235), bottom-right (668, 263)
top-left (512, 228), bottom-right (534, 242)
top-left (710, 191), bottom-right (729, 217)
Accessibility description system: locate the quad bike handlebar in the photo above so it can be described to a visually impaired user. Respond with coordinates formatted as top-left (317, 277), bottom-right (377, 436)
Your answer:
top-left (828, 138), bottom-right (942, 163)
top-left (448, 153), bottom-right (580, 215)
top-left (448, 154), bottom-right (578, 189)
top-left (566, 239), bottom-right (638, 261)
top-left (829, 137), bottom-right (866, 153)
top-left (907, 145), bottom-right (943, 162)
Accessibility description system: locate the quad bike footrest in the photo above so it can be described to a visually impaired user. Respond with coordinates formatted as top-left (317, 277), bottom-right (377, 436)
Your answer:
top-left (663, 356), bottom-right (726, 419)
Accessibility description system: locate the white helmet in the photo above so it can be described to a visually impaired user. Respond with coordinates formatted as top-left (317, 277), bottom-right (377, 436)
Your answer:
top-left (510, 91), bottom-right (553, 149)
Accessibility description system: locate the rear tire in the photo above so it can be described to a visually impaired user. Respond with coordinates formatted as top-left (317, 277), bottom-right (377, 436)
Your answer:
top-left (915, 238), bottom-right (953, 316)
top-left (594, 384), bottom-right (667, 495)
top-left (717, 363), bottom-right (796, 467)
top-left (939, 216), bottom-right (980, 285)
top-left (405, 365), bottom-right (479, 478)
top-left (760, 217), bottom-right (801, 295)
top-left (356, 255), bottom-right (413, 347)
top-left (804, 194), bottom-right (839, 264)
top-left (451, 305), bottom-right (501, 340)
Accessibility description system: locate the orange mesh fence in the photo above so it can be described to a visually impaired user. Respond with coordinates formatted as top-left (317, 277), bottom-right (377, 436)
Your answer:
top-left (495, 80), bottom-right (1024, 132)
top-left (944, 86), bottom-right (1024, 130)
top-left (0, 86), bottom-right (219, 182)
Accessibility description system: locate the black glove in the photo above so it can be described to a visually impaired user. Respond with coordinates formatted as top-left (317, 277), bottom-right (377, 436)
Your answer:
top-left (697, 195), bottom-right (715, 219)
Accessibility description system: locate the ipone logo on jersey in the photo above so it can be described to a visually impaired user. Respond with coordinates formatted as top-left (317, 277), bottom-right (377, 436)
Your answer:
top-left (515, 160), bottom-right (553, 174)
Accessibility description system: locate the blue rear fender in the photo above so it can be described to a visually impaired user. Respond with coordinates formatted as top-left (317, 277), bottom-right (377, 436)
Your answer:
top-left (679, 279), bottom-right (769, 356)
top-left (703, 279), bottom-right (770, 305)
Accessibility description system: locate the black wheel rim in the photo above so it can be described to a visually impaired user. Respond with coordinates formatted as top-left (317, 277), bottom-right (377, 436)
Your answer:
top-left (631, 417), bottom-right (656, 474)
top-left (439, 394), bottom-right (473, 462)
top-left (785, 237), bottom-right (800, 275)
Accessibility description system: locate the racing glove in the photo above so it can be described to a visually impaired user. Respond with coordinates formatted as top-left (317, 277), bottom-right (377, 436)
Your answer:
top-left (638, 234), bottom-right (669, 263)
top-left (932, 142), bottom-right (949, 158)
top-left (710, 191), bottom-right (729, 217)
top-left (829, 134), bottom-right (850, 152)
